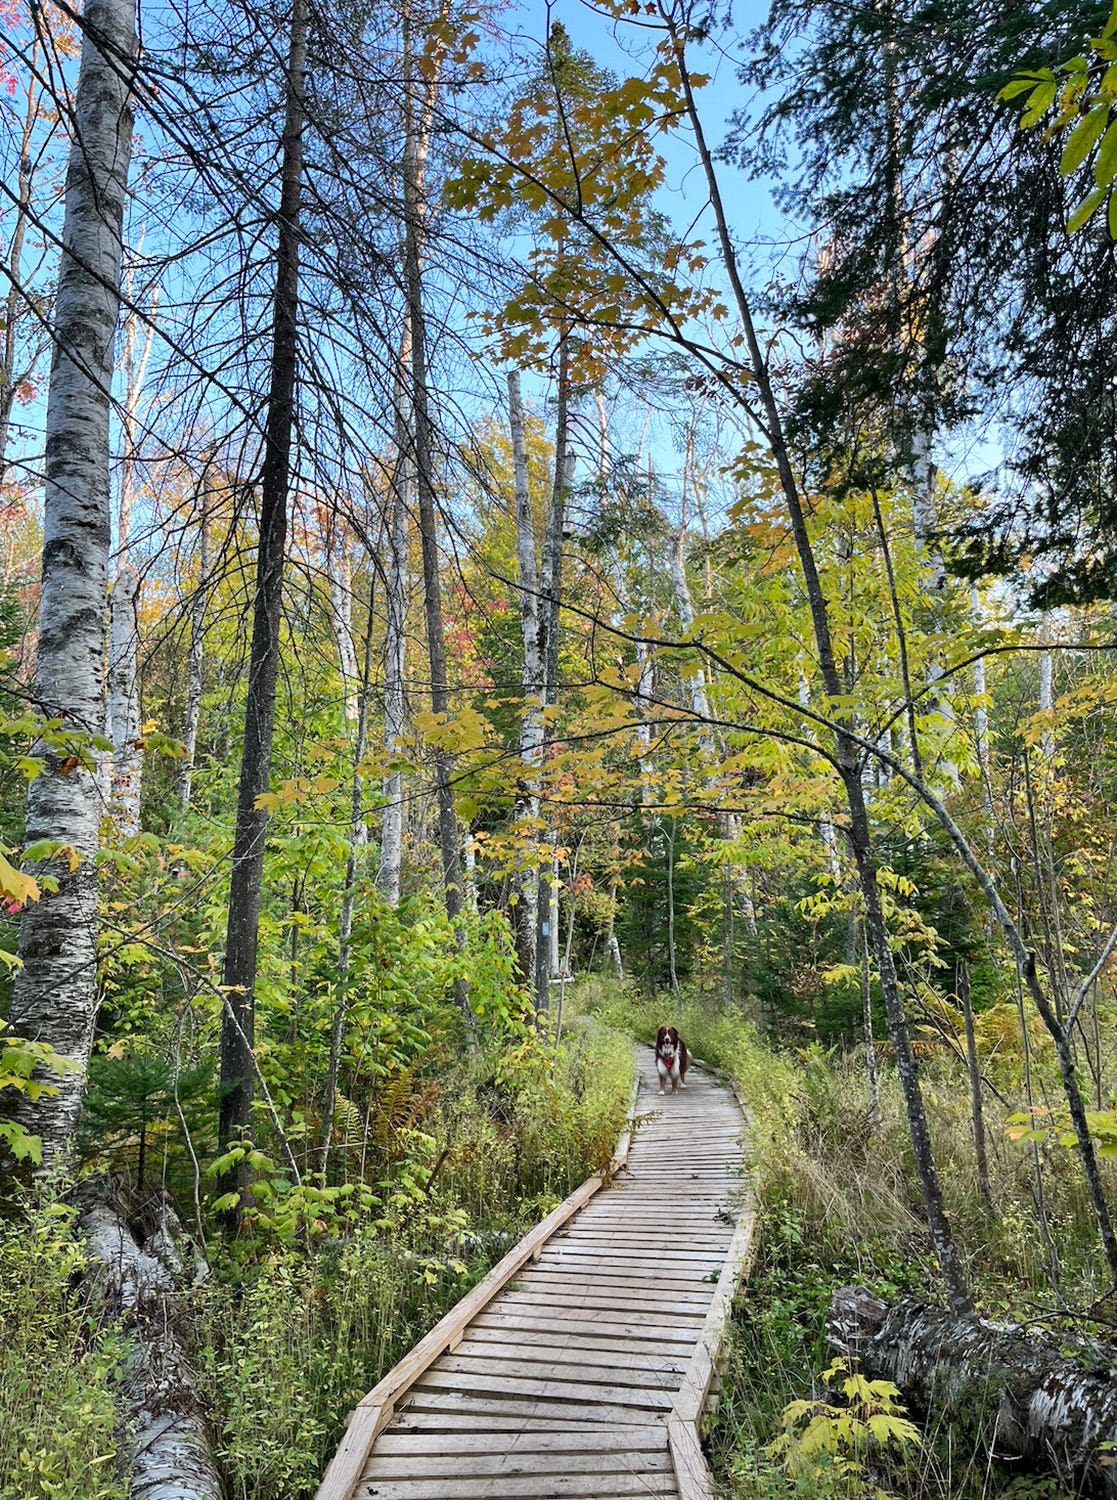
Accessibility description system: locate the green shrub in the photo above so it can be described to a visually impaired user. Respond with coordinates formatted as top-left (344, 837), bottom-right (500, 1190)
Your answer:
top-left (0, 1197), bottom-right (126, 1500)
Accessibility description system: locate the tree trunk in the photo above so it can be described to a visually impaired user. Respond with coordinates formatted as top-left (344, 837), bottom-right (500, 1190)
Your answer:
top-left (318, 594), bottom-right (373, 1175)
top-left (828, 1287), bottom-right (1117, 1497)
top-left (177, 474), bottom-right (212, 808)
top-left (107, 289), bottom-right (156, 837)
top-left (218, 0), bottom-right (306, 1206)
top-left (860, 916), bottom-right (881, 1131)
top-left (959, 959), bottom-right (992, 1207)
top-left (401, 14), bottom-right (467, 1017)
top-left (325, 511), bottom-right (359, 726)
top-left (672, 27), bottom-right (972, 1314)
top-left (108, 563), bottom-right (142, 834)
top-left (533, 336), bottom-right (574, 1014)
top-left (508, 368), bottom-right (542, 984)
top-left (77, 1181), bottom-right (223, 1500)
top-left (6, 0), bottom-right (136, 1171)
top-left (377, 456), bottom-right (409, 905)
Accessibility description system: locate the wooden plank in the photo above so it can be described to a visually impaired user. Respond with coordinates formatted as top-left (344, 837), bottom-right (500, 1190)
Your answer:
top-left (465, 1324), bottom-right (695, 1355)
top-left (363, 1448), bottom-right (673, 1479)
top-left (414, 1366), bottom-right (676, 1410)
top-left (471, 1310), bottom-right (701, 1342)
top-left (391, 1396), bottom-right (664, 1429)
top-left (355, 1472), bottom-right (677, 1498)
top-left (372, 1427), bottom-right (666, 1457)
top-left (473, 1296), bottom-right (701, 1332)
top-left (437, 1349), bottom-right (686, 1387)
top-left (515, 1268), bottom-right (721, 1294)
top-left (498, 1286), bottom-right (712, 1314)
top-left (461, 1331), bottom-right (690, 1363)
top-left (668, 1413), bottom-right (715, 1500)
top-left (317, 1407), bottom-right (387, 1500)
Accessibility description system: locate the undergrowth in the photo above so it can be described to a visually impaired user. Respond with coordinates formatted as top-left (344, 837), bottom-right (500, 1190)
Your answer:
top-left (579, 979), bottom-right (1097, 1500)
top-left (0, 1197), bottom-right (127, 1500)
top-left (192, 1017), bottom-right (633, 1500)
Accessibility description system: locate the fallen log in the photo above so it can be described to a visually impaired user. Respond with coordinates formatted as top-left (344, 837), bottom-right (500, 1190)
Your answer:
top-left (828, 1286), bottom-right (1117, 1497)
top-left (77, 1180), bottom-right (223, 1500)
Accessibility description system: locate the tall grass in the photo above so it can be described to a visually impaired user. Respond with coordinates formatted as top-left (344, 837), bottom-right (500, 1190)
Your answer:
top-left (577, 979), bottom-right (1106, 1500)
top-left (0, 1197), bottom-right (127, 1500)
top-left (192, 1017), bottom-right (634, 1500)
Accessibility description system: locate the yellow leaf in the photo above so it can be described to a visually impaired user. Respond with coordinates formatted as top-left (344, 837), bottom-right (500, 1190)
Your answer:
top-left (0, 854), bottom-right (39, 905)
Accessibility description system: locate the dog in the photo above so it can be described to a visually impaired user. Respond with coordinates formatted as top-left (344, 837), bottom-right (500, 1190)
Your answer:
top-left (654, 1025), bottom-right (689, 1095)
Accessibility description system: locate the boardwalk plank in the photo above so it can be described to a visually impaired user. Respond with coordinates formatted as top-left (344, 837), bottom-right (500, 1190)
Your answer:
top-left (318, 1056), bottom-right (747, 1500)
top-left (356, 1474), bottom-right (676, 1498)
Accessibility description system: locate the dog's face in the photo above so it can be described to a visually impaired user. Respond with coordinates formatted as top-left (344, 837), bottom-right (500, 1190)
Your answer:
top-left (655, 1025), bottom-right (679, 1063)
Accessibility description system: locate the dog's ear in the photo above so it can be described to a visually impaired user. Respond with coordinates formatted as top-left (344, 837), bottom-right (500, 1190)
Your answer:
top-left (668, 1026), bottom-right (679, 1044)
top-left (655, 1026), bottom-right (667, 1046)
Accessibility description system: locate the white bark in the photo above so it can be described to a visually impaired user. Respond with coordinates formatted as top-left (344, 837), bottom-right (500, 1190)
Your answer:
top-left (508, 369), bottom-right (542, 980)
top-left (1039, 621), bottom-right (1055, 761)
top-left (107, 288), bottom-right (156, 837)
top-left (177, 475), bottom-right (212, 808)
top-left (377, 373), bottom-right (411, 906)
top-left (107, 562), bottom-right (141, 833)
top-left (8, 0), bottom-right (135, 1169)
top-left (325, 511), bottom-right (359, 724)
top-left (78, 1184), bottom-right (222, 1500)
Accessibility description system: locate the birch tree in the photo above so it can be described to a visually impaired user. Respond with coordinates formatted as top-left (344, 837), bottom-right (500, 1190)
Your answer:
top-left (6, 0), bottom-right (136, 1168)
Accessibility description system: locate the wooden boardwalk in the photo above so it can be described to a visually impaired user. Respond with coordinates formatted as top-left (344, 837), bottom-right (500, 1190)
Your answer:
top-left (318, 1048), bottom-right (750, 1500)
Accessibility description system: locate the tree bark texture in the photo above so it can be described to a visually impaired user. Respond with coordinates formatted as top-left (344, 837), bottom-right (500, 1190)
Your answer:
top-left (8, 0), bottom-right (136, 1170)
top-left (401, 28), bottom-right (467, 1014)
top-left (78, 1182), bottom-right (222, 1500)
top-left (533, 340), bottom-right (573, 1012)
top-left (108, 293), bottom-right (155, 837)
top-left (828, 1287), bottom-right (1117, 1497)
top-left (178, 475), bottom-right (212, 807)
top-left (219, 0), bottom-right (306, 1180)
top-left (508, 369), bottom-right (542, 985)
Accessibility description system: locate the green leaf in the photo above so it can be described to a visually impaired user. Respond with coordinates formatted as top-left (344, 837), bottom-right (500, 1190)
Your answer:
top-left (1061, 103), bottom-right (1110, 173)
top-left (1068, 185), bottom-right (1107, 231)
top-left (1097, 118), bottom-right (1117, 184)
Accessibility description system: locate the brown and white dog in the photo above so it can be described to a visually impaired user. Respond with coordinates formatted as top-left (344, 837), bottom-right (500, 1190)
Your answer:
top-left (654, 1025), bottom-right (689, 1095)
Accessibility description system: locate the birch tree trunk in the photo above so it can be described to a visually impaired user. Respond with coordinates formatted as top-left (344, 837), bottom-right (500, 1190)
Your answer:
top-left (177, 474), bottom-right (212, 808)
top-left (508, 369), bottom-right (542, 983)
top-left (401, 13), bottom-right (466, 1015)
top-left (7, 0), bottom-right (136, 1170)
top-left (107, 294), bottom-right (154, 837)
top-left (218, 0), bottom-right (306, 1203)
top-left (325, 510), bottom-right (359, 725)
top-left (377, 444), bottom-right (409, 904)
top-left (534, 340), bottom-right (574, 1013)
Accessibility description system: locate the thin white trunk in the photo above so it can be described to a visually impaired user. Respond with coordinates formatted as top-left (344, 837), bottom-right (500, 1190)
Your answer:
top-left (107, 563), bottom-right (141, 833)
top-left (178, 475), bottom-right (212, 808)
top-left (1039, 622), bottom-right (1055, 761)
top-left (8, 0), bottom-right (135, 1169)
top-left (377, 2), bottom-right (446, 905)
top-left (325, 512), bottom-right (359, 724)
top-left (509, 369), bottom-right (542, 980)
top-left (377, 340), bottom-right (411, 907)
top-left (107, 290), bottom-right (154, 837)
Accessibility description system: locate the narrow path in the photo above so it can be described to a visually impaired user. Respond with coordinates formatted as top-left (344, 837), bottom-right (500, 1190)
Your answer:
top-left (320, 1047), bottom-right (747, 1500)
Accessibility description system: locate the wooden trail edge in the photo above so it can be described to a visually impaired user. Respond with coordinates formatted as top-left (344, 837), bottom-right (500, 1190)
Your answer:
top-left (668, 1057), bottom-right (755, 1500)
top-left (315, 1077), bottom-right (640, 1500)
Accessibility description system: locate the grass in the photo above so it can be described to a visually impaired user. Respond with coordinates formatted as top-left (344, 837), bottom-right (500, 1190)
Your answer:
top-left (190, 1014), bottom-right (634, 1500)
top-left (576, 979), bottom-right (1106, 1500)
